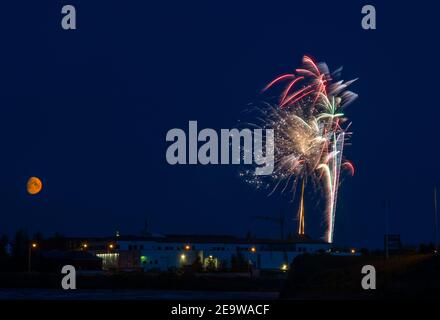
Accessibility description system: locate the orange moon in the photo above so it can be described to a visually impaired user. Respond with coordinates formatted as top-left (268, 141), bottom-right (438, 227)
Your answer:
top-left (27, 177), bottom-right (43, 195)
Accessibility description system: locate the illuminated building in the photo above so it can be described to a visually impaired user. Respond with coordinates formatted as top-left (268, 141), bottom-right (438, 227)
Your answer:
top-left (71, 234), bottom-right (330, 272)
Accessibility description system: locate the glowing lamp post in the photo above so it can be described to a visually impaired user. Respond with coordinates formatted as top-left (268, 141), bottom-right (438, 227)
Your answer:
top-left (180, 254), bottom-right (186, 265)
top-left (28, 242), bottom-right (38, 272)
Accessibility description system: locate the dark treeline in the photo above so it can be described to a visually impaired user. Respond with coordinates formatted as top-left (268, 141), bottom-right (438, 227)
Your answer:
top-left (0, 230), bottom-right (67, 272)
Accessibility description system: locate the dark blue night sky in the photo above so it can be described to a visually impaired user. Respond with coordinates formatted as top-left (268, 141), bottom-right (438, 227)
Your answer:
top-left (1, 1), bottom-right (439, 248)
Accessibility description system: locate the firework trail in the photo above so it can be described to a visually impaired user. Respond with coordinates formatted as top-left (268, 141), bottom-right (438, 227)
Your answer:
top-left (246, 55), bottom-right (357, 243)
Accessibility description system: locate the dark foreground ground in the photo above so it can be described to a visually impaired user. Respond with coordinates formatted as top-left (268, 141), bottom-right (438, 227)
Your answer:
top-left (0, 272), bottom-right (283, 300)
top-left (0, 272), bottom-right (285, 292)
top-left (0, 289), bottom-right (278, 300)
top-left (1, 253), bottom-right (440, 300)
top-left (280, 253), bottom-right (440, 299)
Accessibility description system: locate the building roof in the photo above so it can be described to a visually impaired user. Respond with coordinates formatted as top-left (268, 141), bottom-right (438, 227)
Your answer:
top-left (60, 233), bottom-right (328, 245)
top-left (114, 234), bottom-right (328, 245)
top-left (41, 250), bottom-right (102, 261)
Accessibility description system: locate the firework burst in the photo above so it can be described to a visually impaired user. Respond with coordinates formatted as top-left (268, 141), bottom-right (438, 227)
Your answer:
top-left (245, 55), bottom-right (358, 243)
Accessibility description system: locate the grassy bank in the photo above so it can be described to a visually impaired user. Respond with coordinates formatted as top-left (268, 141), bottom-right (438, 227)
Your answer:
top-left (280, 253), bottom-right (440, 299)
top-left (0, 272), bottom-right (285, 293)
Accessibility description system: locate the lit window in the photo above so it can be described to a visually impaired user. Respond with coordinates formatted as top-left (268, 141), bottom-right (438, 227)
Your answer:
top-left (96, 253), bottom-right (119, 270)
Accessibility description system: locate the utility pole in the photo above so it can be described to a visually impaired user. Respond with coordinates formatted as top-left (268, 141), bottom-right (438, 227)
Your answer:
top-left (384, 199), bottom-right (389, 260)
top-left (28, 245), bottom-right (31, 272)
top-left (434, 186), bottom-right (438, 252)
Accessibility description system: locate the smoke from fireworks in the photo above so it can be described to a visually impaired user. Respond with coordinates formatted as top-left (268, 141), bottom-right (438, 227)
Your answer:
top-left (245, 55), bottom-right (358, 243)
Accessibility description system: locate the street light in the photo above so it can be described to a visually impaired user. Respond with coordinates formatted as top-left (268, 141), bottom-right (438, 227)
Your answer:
top-left (28, 242), bottom-right (38, 272)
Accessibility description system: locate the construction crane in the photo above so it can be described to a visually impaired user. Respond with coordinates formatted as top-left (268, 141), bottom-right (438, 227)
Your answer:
top-left (253, 215), bottom-right (285, 240)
